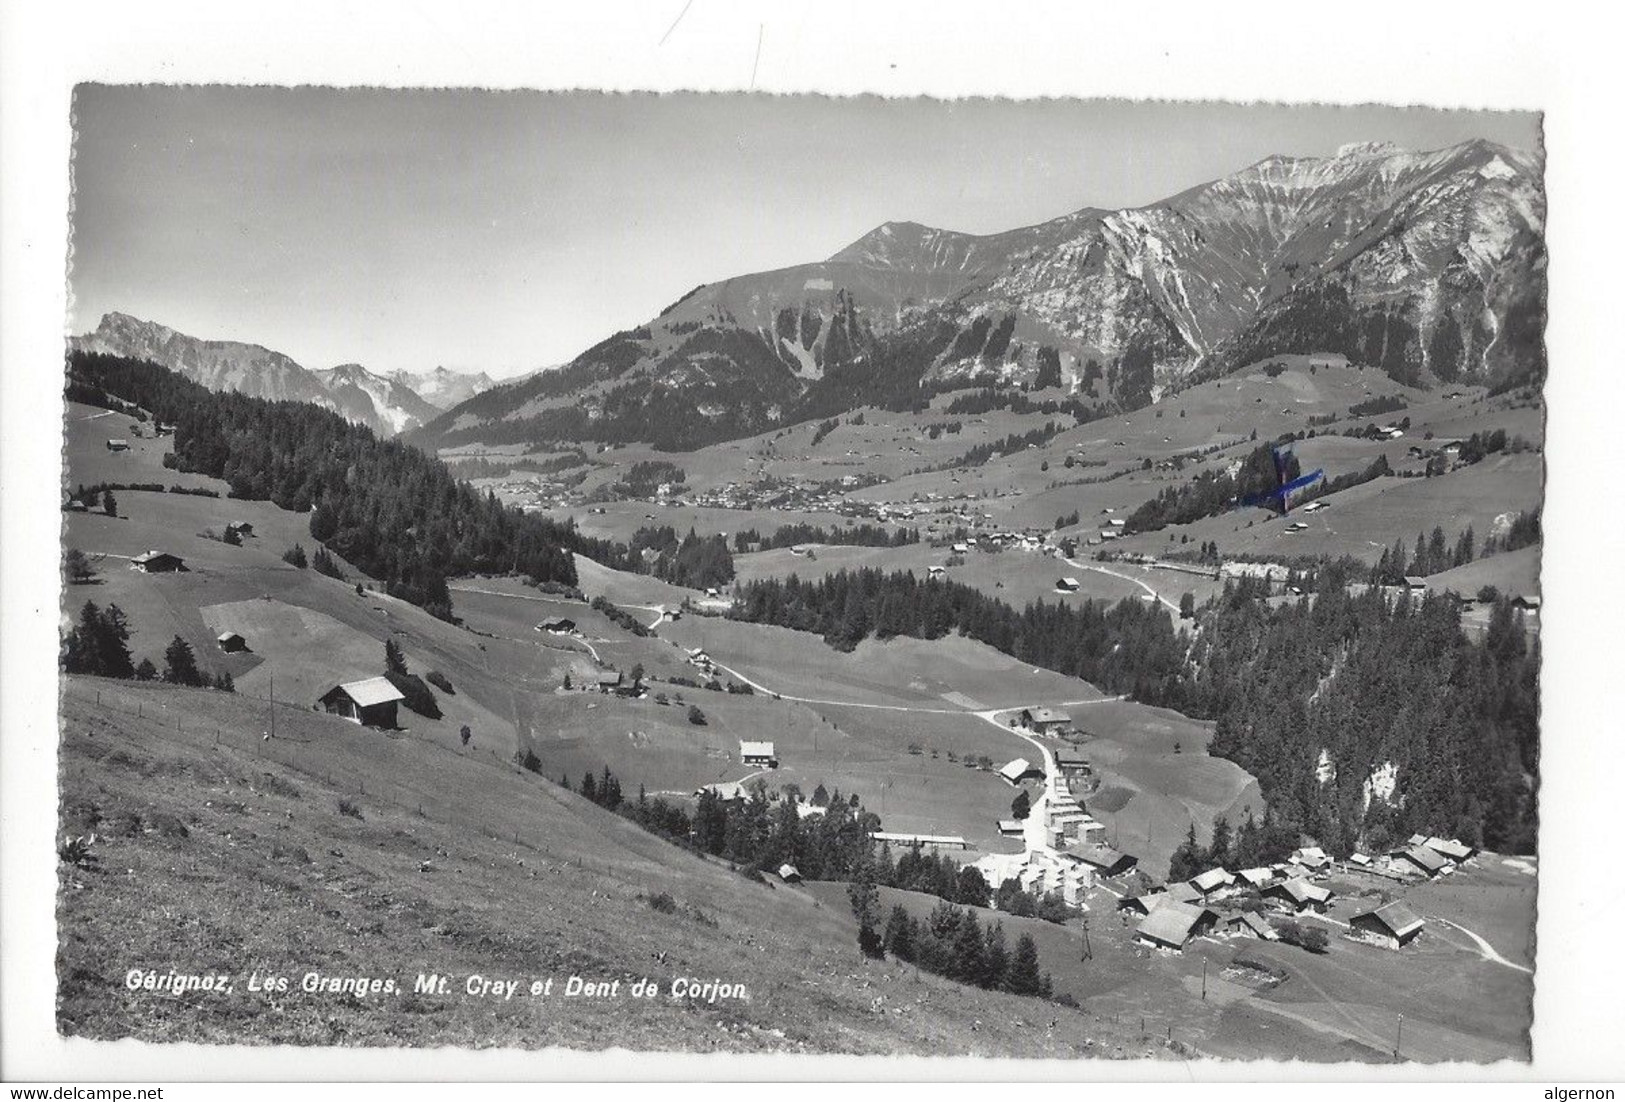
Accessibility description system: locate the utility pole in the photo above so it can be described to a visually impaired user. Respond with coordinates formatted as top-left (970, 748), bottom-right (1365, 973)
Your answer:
top-left (1202, 958), bottom-right (1208, 1001)
top-left (1080, 914), bottom-right (1092, 961)
top-left (1394, 1013), bottom-right (1403, 1060)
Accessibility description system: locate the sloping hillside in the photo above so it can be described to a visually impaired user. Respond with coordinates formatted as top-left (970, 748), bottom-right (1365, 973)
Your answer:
top-left (56, 677), bottom-right (1155, 1055)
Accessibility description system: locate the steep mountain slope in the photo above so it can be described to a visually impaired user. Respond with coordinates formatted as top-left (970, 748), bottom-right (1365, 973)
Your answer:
top-left (409, 139), bottom-right (1544, 453)
top-left (387, 365), bottom-right (499, 410)
top-left (70, 313), bottom-right (439, 437)
top-left (313, 363), bottom-right (442, 434)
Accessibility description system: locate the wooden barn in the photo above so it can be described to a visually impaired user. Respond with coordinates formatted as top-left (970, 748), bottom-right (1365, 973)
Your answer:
top-left (1263, 876), bottom-right (1333, 914)
top-left (1349, 901), bottom-right (1426, 949)
top-left (1053, 750), bottom-right (1092, 782)
top-left (1225, 911), bottom-right (1280, 941)
top-left (1074, 844), bottom-right (1138, 878)
top-left (739, 740), bottom-right (778, 768)
top-left (216, 631), bottom-right (247, 653)
top-left (316, 676), bottom-right (405, 729)
top-left (1189, 867), bottom-right (1237, 897)
top-left (1394, 844), bottom-right (1451, 878)
top-left (1134, 901), bottom-right (1217, 951)
top-left (1021, 706), bottom-right (1071, 735)
top-left (998, 758), bottom-right (1044, 785)
top-left (130, 550), bottom-right (185, 573)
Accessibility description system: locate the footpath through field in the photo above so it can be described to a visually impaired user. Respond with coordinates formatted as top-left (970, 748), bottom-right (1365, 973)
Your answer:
top-left (1061, 554), bottom-right (1182, 614)
top-left (1426, 916), bottom-right (1533, 974)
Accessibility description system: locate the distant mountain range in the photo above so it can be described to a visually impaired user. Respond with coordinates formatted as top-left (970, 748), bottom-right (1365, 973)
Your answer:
top-left (387, 366), bottom-right (500, 411)
top-left (69, 313), bottom-right (500, 437)
top-left (407, 138), bottom-right (1546, 452)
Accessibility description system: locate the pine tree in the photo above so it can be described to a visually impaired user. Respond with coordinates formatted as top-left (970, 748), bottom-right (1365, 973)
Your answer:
top-left (64, 601), bottom-right (135, 679)
top-left (950, 909), bottom-right (988, 986)
top-left (848, 862), bottom-right (883, 958)
top-left (102, 489), bottom-right (117, 517)
top-left (984, 922), bottom-right (1010, 991)
top-left (1168, 822), bottom-right (1208, 882)
top-left (1209, 815), bottom-right (1232, 868)
top-left (385, 639), bottom-right (408, 676)
top-left (1011, 789), bottom-right (1032, 821)
top-left (1006, 933), bottom-right (1043, 995)
top-left (884, 904), bottom-right (916, 962)
top-left (162, 635), bottom-right (201, 686)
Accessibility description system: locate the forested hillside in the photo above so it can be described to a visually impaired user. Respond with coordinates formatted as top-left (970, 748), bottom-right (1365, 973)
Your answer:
top-left (1189, 573), bottom-right (1539, 854)
top-left (67, 351), bottom-right (610, 619)
top-left (730, 568), bottom-right (1189, 701)
top-left (732, 563), bottom-right (1538, 856)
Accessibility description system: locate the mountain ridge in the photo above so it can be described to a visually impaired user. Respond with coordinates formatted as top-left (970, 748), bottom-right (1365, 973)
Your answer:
top-left (409, 138), bottom-right (1544, 453)
top-left (69, 313), bottom-right (496, 437)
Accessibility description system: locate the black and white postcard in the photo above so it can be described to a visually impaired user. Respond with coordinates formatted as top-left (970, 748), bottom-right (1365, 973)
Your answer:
top-left (4, 0), bottom-right (1621, 1087)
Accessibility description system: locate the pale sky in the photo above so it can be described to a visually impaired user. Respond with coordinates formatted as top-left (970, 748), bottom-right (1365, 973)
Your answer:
top-left (68, 89), bottom-right (1540, 378)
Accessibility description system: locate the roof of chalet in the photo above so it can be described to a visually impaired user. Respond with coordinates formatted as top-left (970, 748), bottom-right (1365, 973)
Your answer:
top-left (326, 676), bottom-right (405, 707)
top-left (1136, 901), bottom-right (1214, 947)
top-left (1401, 845), bottom-right (1450, 873)
top-left (739, 740), bottom-right (776, 758)
top-left (1422, 837), bottom-right (1474, 860)
top-left (1270, 877), bottom-right (1332, 905)
top-left (1190, 867), bottom-right (1236, 893)
top-left (1118, 893), bottom-right (1164, 913)
top-left (999, 758), bottom-right (1039, 782)
top-left (1237, 867), bottom-right (1276, 886)
top-left (1074, 844), bottom-right (1136, 873)
top-left (1229, 911), bottom-right (1278, 938)
top-left (1024, 706), bottom-right (1070, 725)
top-left (1165, 883), bottom-right (1205, 905)
top-left (1354, 901), bottom-right (1426, 939)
